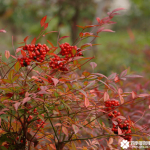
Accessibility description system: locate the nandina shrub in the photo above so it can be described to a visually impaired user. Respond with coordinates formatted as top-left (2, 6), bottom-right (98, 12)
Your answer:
top-left (0, 8), bottom-right (150, 150)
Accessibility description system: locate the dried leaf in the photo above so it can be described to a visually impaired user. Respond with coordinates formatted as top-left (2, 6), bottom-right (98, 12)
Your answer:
top-left (108, 138), bottom-right (113, 145)
top-left (90, 62), bottom-right (97, 70)
top-left (72, 124), bottom-right (79, 134)
top-left (5, 50), bottom-right (10, 59)
top-left (85, 97), bottom-right (89, 107)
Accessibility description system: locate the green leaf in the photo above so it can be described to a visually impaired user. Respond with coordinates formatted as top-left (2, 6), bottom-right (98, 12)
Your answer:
top-left (12, 76), bottom-right (19, 82)
top-left (14, 61), bottom-right (21, 71)
top-left (54, 91), bottom-right (59, 97)
top-left (8, 69), bottom-right (15, 81)
top-left (71, 48), bottom-right (77, 56)
top-left (61, 100), bottom-right (71, 111)
top-left (2, 79), bottom-right (12, 84)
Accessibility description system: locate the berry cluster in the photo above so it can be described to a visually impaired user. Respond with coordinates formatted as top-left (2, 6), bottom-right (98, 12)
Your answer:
top-left (36, 119), bottom-right (45, 131)
top-left (112, 119), bottom-right (132, 141)
top-left (49, 55), bottom-right (68, 71)
top-left (49, 43), bottom-right (83, 71)
top-left (60, 43), bottom-right (83, 57)
top-left (18, 43), bottom-right (50, 67)
top-left (105, 100), bottom-right (132, 141)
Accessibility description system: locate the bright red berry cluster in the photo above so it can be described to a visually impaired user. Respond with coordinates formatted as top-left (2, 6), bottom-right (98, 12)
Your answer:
top-left (49, 43), bottom-right (83, 71)
top-left (60, 43), bottom-right (83, 57)
top-left (112, 119), bottom-right (132, 141)
top-left (18, 43), bottom-right (50, 67)
top-left (105, 100), bottom-right (132, 141)
top-left (49, 55), bottom-right (68, 71)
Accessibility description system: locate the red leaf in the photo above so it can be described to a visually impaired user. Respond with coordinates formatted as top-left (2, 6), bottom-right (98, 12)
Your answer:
top-left (45, 31), bottom-right (58, 35)
top-left (0, 29), bottom-right (6, 33)
top-left (51, 78), bottom-right (59, 86)
top-left (14, 102), bottom-right (21, 111)
top-left (117, 116), bottom-right (126, 120)
top-left (16, 48), bottom-right (22, 53)
top-left (120, 95), bottom-right (124, 104)
top-left (50, 144), bottom-right (56, 150)
top-left (120, 69), bottom-right (127, 77)
top-left (84, 25), bottom-right (95, 29)
top-left (5, 50), bottom-right (10, 59)
top-left (59, 36), bottom-right (69, 41)
top-left (102, 29), bottom-right (115, 33)
top-left (126, 74), bottom-right (143, 78)
top-left (85, 97), bottom-right (89, 107)
top-left (118, 127), bottom-right (122, 135)
top-left (97, 27), bottom-right (105, 33)
top-left (47, 40), bottom-right (54, 47)
top-left (108, 73), bottom-right (117, 80)
top-left (112, 8), bottom-right (125, 13)
top-left (62, 126), bottom-right (68, 136)
top-left (76, 25), bottom-right (85, 29)
top-left (118, 88), bottom-right (123, 95)
top-left (31, 37), bottom-right (36, 45)
top-left (22, 97), bottom-right (31, 105)
top-left (21, 50), bottom-right (26, 57)
top-left (138, 94), bottom-right (150, 98)
top-left (114, 75), bottom-right (120, 82)
top-left (104, 92), bottom-right (109, 101)
top-left (96, 17), bottom-right (101, 23)
top-left (24, 36), bottom-right (30, 43)
top-left (81, 43), bottom-right (92, 49)
top-left (40, 15), bottom-right (47, 27)
top-left (11, 55), bottom-right (17, 59)
top-left (72, 124), bottom-right (79, 134)
top-left (44, 23), bottom-right (48, 29)
top-left (90, 62), bottom-right (97, 70)
top-left (132, 91), bottom-right (137, 99)
top-left (79, 32), bottom-right (83, 37)
top-left (55, 123), bottom-right (62, 126)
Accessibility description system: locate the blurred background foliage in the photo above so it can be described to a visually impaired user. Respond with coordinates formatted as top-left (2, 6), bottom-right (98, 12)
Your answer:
top-left (0, 0), bottom-right (150, 77)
